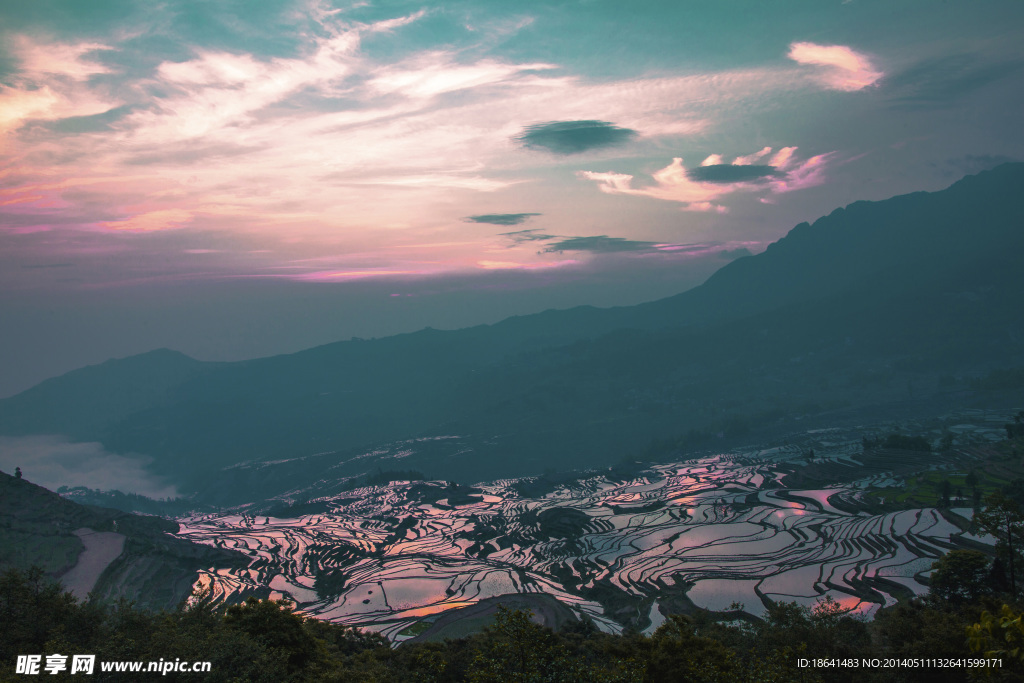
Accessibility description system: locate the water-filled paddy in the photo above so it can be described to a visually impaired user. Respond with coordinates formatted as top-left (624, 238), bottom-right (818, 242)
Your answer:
top-left (179, 438), bottom-right (988, 638)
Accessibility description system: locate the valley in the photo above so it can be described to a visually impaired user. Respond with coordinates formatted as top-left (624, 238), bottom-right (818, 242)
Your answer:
top-left (176, 410), bottom-right (1012, 642)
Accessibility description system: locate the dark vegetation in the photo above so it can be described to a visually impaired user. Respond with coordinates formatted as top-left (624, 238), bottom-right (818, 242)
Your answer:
top-left (2, 562), bottom-right (1023, 683)
top-left (849, 428), bottom-right (1024, 512)
top-left (862, 433), bottom-right (933, 452)
top-left (7, 426), bottom-right (1024, 680)
top-left (56, 486), bottom-right (198, 518)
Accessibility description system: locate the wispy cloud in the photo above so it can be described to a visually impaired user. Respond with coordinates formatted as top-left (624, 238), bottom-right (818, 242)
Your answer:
top-left (497, 229), bottom-right (758, 261)
top-left (787, 41), bottom-right (882, 91)
top-left (369, 52), bottom-right (556, 99)
top-left (579, 146), bottom-right (833, 211)
top-left (100, 209), bottom-right (193, 232)
top-left (13, 36), bottom-right (114, 80)
top-left (1, 18), bottom-right (883, 285)
top-left (477, 259), bottom-right (577, 270)
top-left (542, 235), bottom-right (656, 254)
top-left (732, 146), bottom-right (773, 165)
top-left (292, 269), bottom-right (422, 282)
top-left (0, 36), bottom-right (120, 135)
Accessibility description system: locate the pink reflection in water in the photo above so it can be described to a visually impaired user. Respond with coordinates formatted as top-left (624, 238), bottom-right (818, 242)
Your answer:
top-left (789, 489), bottom-right (844, 514)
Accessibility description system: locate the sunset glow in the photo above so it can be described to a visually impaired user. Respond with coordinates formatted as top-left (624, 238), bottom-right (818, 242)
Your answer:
top-left (2, 0), bottom-right (1022, 395)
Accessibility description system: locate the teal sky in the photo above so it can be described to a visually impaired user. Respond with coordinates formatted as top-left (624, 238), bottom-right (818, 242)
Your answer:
top-left (1, 0), bottom-right (1023, 395)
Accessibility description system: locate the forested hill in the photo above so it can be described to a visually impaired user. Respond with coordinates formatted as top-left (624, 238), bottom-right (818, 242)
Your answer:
top-left (0, 470), bottom-right (245, 609)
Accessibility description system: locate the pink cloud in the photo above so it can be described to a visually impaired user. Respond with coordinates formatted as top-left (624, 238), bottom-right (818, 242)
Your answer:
top-left (787, 42), bottom-right (882, 91)
top-left (687, 202), bottom-right (730, 214)
top-left (13, 36), bottom-right (113, 80)
top-left (0, 194), bottom-right (45, 207)
top-left (0, 17), bottom-right (872, 286)
top-left (0, 37), bottom-right (120, 135)
top-left (368, 54), bottom-right (557, 98)
top-left (6, 224), bottom-right (53, 234)
top-left (120, 10), bottom-right (430, 145)
top-left (100, 209), bottom-right (193, 232)
top-left (476, 259), bottom-right (577, 270)
top-left (580, 146), bottom-right (835, 209)
top-left (733, 146), bottom-right (772, 165)
top-left (769, 152), bottom-right (836, 193)
top-left (293, 269), bottom-right (421, 281)
top-left (580, 159), bottom-right (734, 211)
top-left (769, 146), bottom-right (797, 169)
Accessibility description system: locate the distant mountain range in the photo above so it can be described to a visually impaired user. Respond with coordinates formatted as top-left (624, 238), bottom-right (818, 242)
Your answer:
top-left (2, 163), bottom-right (1023, 497)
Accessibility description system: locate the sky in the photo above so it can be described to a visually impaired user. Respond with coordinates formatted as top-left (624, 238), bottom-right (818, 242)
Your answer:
top-left (2, 0), bottom-right (1023, 397)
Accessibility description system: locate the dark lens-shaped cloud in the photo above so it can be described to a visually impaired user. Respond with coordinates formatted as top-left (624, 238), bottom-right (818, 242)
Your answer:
top-left (686, 164), bottom-right (785, 184)
top-left (465, 213), bottom-right (541, 226)
top-left (501, 229), bottom-right (557, 244)
top-left (516, 120), bottom-right (637, 155)
top-left (543, 235), bottom-right (656, 254)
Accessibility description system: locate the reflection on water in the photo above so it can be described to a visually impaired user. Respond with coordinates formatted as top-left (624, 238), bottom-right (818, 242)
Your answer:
top-left (180, 440), bottom-right (988, 637)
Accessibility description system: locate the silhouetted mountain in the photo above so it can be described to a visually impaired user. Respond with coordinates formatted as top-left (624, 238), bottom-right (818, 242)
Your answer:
top-left (0, 348), bottom-right (213, 438)
top-left (2, 164), bottom-right (1022, 492)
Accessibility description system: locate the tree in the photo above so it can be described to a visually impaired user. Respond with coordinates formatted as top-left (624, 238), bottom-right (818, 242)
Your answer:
top-left (1005, 478), bottom-right (1024, 509)
top-left (468, 607), bottom-right (568, 683)
top-left (928, 550), bottom-right (992, 604)
top-left (975, 492), bottom-right (1024, 596)
top-left (223, 597), bottom-right (320, 679)
top-left (966, 469), bottom-right (979, 497)
top-left (1005, 411), bottom-right (1024, 440)
top-left (882, 433), bottom-right (932, 452)
top-left (646, 614), bottom-right (740, 683)
top-left (468, 606), bottom-right (639, 683)
top-left (875, 598), bottom-right (979, 680)
top-left (967, 604), bottom-right (1024, 676)
top-left (0, 567), bottom-right (77, 663)
top-left (940, 432), bottom-right (955, 452)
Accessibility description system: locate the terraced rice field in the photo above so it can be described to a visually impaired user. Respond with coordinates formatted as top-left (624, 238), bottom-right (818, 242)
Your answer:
top-left (179, 442), bottom-right (986, 641)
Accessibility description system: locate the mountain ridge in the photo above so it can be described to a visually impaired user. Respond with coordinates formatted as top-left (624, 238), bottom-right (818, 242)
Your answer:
top-left (2, 162), bottom-right (1022, 490)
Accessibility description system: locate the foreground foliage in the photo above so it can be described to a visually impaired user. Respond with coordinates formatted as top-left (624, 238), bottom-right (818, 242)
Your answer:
top-left (3, 566), bottom-right (1024, 683)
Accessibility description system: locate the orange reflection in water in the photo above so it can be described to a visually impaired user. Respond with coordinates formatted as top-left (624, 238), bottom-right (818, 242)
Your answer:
top-left (398, 601), bottom-right (476, 619)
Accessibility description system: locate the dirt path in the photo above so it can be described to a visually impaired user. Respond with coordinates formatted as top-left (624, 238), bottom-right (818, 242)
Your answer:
top-left (60, 528), bottom-right (125, 600)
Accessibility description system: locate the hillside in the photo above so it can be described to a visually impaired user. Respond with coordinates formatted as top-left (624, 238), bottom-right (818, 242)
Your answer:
top-left (0, 470), bottom-right (245, 609)
top-left (1, 164), bottom-right (1023, 491)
